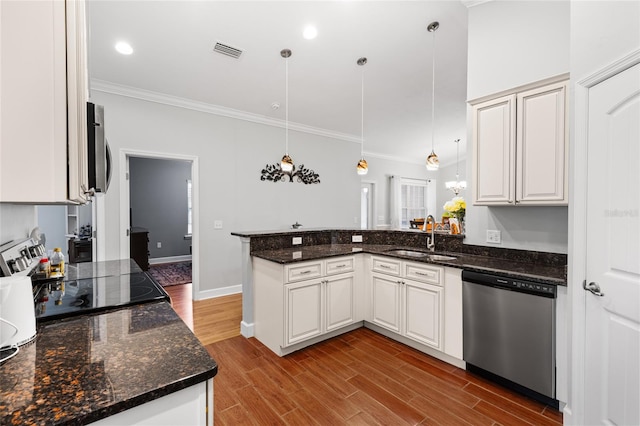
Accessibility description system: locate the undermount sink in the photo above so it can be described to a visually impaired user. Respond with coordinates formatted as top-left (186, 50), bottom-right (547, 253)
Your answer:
top-left (386, 249), bottom-right (430, 258)
top-left (427, 254), bottom-right (458, 261)
top-left (386, 249), bottom-right (457, 261)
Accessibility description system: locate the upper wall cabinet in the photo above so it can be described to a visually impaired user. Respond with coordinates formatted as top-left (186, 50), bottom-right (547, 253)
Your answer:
top-left (471, 78), bottom-right (568, 206)
top-left (0, 0), bottom-right (89, 204)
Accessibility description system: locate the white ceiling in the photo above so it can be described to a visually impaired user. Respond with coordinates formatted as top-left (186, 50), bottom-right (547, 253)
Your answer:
top-left (87, 1), bottom-right (469, 166)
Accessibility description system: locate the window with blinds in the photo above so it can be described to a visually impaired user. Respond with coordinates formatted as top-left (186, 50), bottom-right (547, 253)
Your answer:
top-left (401, 179), bottom-right (428, 228)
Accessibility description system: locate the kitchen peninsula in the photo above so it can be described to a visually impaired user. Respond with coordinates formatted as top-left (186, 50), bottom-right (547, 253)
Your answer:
top-left (232, 228), bottom-right (567, 356)
top-left (0, 261), bottom-right (217, 425)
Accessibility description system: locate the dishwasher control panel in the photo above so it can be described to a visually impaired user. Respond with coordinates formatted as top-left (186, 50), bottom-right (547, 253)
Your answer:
top-left (462, 270), bottom-right (557, 298)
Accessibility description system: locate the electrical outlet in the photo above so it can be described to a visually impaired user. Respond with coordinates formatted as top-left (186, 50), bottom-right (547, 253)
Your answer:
top-left (157, 242), bottom-right (162, 249)
top-left (352, 235), bottom-right (363, 243)
top-left (486, 230), bottom-right (502, 244)
top-left (214, 220), bottom-right (223, 229)
top-left (292, 237), bottom-right (302, 245)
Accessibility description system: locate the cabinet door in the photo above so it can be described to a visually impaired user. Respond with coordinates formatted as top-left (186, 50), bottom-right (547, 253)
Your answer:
top-left (516, 81), bottom-right (567, 205)
top-left (371, 273), bottom-right (402, 333)
top-left (404, 279), bottom-right (443, 350)
top-left (325, 274), bottom-right (355, 332)
top-left (472, 94), bottom-right (517, 205)
top-left (284, 279), bottom-right (323, 346)
top-left (0, 0), bottom-right (68, 202)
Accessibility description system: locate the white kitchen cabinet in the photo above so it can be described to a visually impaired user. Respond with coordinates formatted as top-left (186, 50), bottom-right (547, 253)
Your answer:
top-left (370, 257), bottom-right (444, 351)
top-left (254, 256), bottom-right (362, 356)
top-left (91, 379), bottom-right (213, 426)
top-left (471, 78), bottom-right (568, 206)
top-left (0, 0), bottom-right (89, 203)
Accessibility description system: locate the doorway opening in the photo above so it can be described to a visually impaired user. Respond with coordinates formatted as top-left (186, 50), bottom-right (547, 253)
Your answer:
top-left (119, 150), bottom-right (200, 301)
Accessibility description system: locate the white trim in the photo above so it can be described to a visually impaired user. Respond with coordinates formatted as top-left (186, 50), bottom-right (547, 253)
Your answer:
top-left (468, 73), bottom-right (570, 106)
top-left (149, 255), bottom-right (192, 265)
top-left (119, 149), bottom-right (200, 303)
top-left (241, 321), bottom-right (254, 338)
top-left (196, 284), bottom-right (242, 301)
top-left (568, 48), bottom-right (640, 426)
top-left (91, 79), bottom-right (362, 144)
top-left (461, 0), bottom-right (493, 8)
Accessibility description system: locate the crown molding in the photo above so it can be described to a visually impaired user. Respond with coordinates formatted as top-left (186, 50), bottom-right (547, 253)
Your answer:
top-left (90, 79), bottom-right (362, 144)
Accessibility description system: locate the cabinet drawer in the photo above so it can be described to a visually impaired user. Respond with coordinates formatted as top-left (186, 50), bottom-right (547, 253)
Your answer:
top-left (404, 262), bottom-right (442, 285)
top-left (372, 257), bottom-right (401, 276)
top-left (286, 261), bottom-right (323, 283)
top-left (326, 256), bottom-right (354, 276)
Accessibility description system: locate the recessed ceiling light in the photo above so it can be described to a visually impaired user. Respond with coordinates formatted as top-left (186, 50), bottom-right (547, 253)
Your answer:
top-left (115, 41), bottom-right (133, 55)
top-left (303, 25), bottom-right (318, 40)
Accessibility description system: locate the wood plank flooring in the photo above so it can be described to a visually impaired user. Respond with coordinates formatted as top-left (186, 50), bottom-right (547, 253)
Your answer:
top-left (165, 284), bottom-right (563, 425)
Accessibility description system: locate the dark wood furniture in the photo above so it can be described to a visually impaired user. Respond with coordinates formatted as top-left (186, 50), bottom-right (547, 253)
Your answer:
top-left (68, 239), bottom-right (92, 263)
top-left (130, 227), bottom-right (149, 271)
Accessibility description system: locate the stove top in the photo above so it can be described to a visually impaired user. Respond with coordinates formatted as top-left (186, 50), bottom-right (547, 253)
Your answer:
top-left (34, 272), bottom-right (169, 322)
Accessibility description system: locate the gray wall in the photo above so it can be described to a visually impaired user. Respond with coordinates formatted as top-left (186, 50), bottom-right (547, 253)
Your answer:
top-left (129, 157), bottom-right (192, 259)
top-left (465, 0), bottom-right (570, 254)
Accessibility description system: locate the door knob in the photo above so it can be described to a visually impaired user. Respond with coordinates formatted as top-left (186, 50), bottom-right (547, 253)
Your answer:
top-left (583, 280), bottom-right (604, 297)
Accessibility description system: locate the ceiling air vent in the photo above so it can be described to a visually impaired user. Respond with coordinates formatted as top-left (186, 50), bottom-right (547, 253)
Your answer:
top-left (213, 42), bottom-right (243, 59)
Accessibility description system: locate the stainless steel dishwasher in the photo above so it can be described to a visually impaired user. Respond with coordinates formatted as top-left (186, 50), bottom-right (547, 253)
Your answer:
top-left (462, 270), bottom-right (557, 407)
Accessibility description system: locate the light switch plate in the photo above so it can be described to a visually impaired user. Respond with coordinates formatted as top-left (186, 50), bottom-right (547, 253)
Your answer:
top-left (352, 235), bottom-right (363, 243)
top-left (486, 230), bottom-right (501, 244)
top-left (292, 237), bottom-right (302, 245)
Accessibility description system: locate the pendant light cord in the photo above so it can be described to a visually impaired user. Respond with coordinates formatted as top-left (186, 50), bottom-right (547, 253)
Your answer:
top-left (361, 65), bottom-right (364, 158)
top-left (285, 56), bottom-right (289, 156)
top-left (431, 29), bottom-right (436, 153)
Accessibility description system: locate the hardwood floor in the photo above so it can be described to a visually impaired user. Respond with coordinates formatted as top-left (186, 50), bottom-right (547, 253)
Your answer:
top-left (165, 284), bottom-right (563, 425)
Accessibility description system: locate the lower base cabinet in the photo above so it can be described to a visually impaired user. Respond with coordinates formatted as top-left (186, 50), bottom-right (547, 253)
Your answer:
top-left (91, 379), bottom-right (213, 426)
top-left (371, 263), bottom-right (444, 351)
top-left (285, 273), bottom-right (356, 346)
top-left (254, 256), bottom-right (362, 356)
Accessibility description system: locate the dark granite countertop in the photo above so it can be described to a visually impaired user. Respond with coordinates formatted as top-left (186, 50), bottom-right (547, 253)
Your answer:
top-left (0, 301), bottom-right (217, 425)
top-left (63, 259), bottom-right (144, 281)
top-left (252, 243), bottom-right (567, 286)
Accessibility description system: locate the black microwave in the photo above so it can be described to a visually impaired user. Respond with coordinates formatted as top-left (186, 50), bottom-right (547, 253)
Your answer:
top-left (87, 102), bottom-right (111, 194)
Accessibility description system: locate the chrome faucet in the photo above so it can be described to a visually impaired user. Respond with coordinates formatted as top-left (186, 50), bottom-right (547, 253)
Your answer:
top-left (426, 215), bottom-right (435, 251)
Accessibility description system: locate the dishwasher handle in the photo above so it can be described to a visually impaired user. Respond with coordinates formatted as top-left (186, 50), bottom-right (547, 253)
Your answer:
top-left (462, 270), bottom-right (557, 298)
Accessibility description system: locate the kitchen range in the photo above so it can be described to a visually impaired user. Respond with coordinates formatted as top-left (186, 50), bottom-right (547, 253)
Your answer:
top-left (0, 238), bottom-right (217, 425)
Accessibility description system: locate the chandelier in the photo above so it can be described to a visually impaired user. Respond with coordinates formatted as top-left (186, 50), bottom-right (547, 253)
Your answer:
top-left (445, 139), bottom-right (467, 195)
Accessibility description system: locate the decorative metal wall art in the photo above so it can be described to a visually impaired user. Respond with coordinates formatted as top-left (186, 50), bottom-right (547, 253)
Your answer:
top-left (260, 163), bottom-right (320, 184)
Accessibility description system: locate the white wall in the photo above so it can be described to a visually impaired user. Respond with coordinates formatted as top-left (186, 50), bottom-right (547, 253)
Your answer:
top-left (436, 158), bottom-right (467, 220)
top-left (465, 0), bottom-right (570, 254)
top-left (36, 205), bottom-right (66, 252)
top-left (0, 204), bottom-right (36, 245)
top-left (91, 90), bottom-right (365, 296)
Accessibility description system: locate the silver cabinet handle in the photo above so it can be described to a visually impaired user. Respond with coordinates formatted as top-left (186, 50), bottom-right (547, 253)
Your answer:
top-left (336, 264), bottom-right (346, 268)
top-left (380, 264), bottom-right (391, 269)
top-left (583, 280), bottom-right (604, 297)
top-left (415, 271), bottom-right (428, 276)
top-left (300, 270), bottom-right (312, 275)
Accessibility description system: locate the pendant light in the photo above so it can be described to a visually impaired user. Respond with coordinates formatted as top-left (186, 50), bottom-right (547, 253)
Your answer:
top-left (280, 49), bottom-right (294, 172)
top-left (356, 57), bottom-right (368, 176)
top-left (445, 139), bottom-right (467, 195)
top-left (426, 21), bottom-right (440, 171)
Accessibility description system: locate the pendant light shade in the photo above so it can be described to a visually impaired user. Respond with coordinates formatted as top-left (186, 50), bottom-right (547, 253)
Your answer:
top-left (356, 57), bottom-right (368, 175)
top-left (280, 154), bottom-right (294, 172)
top-left (426, 21), bottom-right (440, 171)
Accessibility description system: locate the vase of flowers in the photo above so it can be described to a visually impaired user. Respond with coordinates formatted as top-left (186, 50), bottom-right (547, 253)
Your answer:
top-left (443, 197), bottom-right (466, 234)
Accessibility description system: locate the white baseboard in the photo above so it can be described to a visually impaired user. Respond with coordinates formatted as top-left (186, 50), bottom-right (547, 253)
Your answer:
top-left (241, 321), bottom-right (254, 338)
top-left (195, 284), bottom-right (242, 301)
top-left (149, 255), bottom-right (192, 265)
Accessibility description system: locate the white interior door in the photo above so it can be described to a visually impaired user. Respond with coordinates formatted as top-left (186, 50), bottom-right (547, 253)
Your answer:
top-left (584, 62), bottom-right (640, 425)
